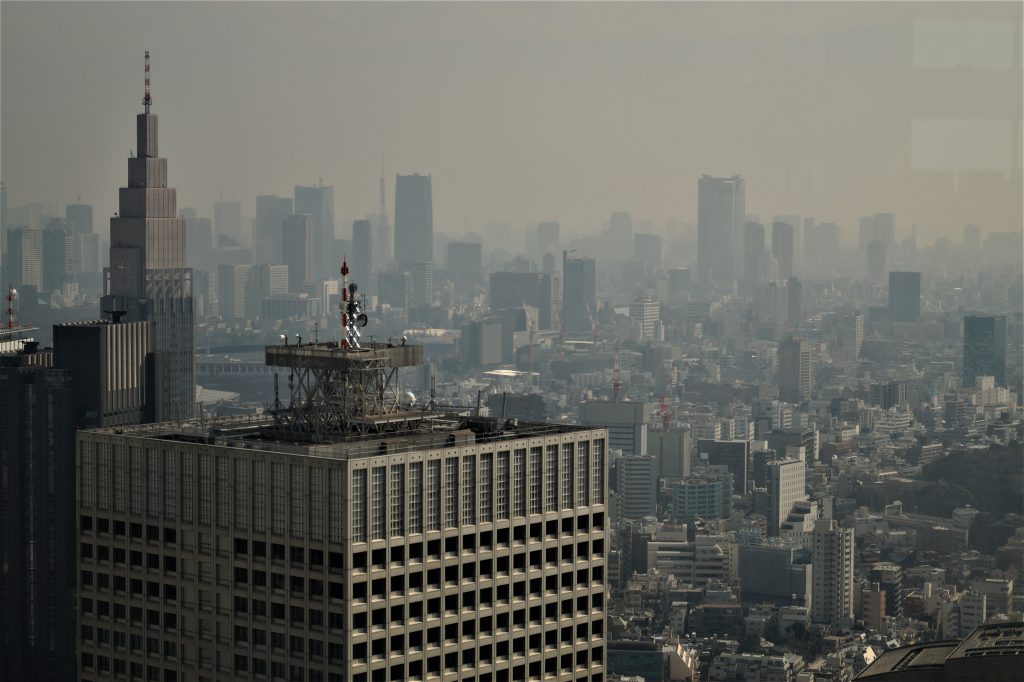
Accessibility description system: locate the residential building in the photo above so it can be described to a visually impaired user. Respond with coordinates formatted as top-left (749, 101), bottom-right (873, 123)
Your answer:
top-left (811, 519), bottom-right (855, 626)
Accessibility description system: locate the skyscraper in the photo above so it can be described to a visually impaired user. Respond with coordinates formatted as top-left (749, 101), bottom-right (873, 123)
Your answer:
top-left (697, 175), bottom-right (745, 286)
top-left (4, 226), bottom-right (43, 289)
top-left (214, 199), bottom-right (242, 244)
top-left (963, 315), bottom-right (1007, 386)
top-left (866, 239), bottom-right (887, 284)
top-left (766, 458), bottom-right (805, 536)
top-left (217, 263), bottom-right (253, 320)
top-left (282, 214), bottom-right (315, 294)
top-left (66, 202), bottom-right (94, 234)
top-left (351, 219), bottom-right (374, 294)
top-left (812, 519), bottom-right (855, 626)
top-left (489, 271), bottom-right (561, 330)
top-left (742, 221), bottom-right (766, 294)
top-left (396, 260), bottom-right (434, 308)
top-left (888, 271), bottom-right (921, 322)
top-left (839, 311), bottom-right (864, 360)
top-left (76, 337), bottom-right (609, 682)
top-left (563, 251), bottom-right (597, 335)
top-left (785, 276), bottom-right (802, 330)
top-left (294, 182), bottom-right (335, 278)
top-left (253, 194), bottom-right (292, 264)
top-left (628, 296), bottom-right (660, 340)
top-left (41, 221), bottom-right (74, 292)
top-left (779, 336), bottom-right (813, 403)
top-left (394, 173), bottom-right (433, 265)
top-left (771, 221), bottom-right (795, 282)
top-left (100, 53), bottom-right (195, 421)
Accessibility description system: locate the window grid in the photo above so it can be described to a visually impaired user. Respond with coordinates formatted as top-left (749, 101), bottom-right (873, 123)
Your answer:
top-left (291, 464), bottom-right (306, 539)
top-left (462, 456), bottom-right (476, 526)
top-left (164, 452), bottom-right (177, 521)
top-left (496, 451), bottom-right (510, 520)
top-left (560, 443), bottom-right (573, 510)
top-left (529, 447), bottom-right (542, 515)
top-left (576, 442), bottom-right (589, 507)
top-left (271, 462), bottom-right (286, 535)
top-left (479, 452), bottom-right (493, 523)
top-left (426, 460), bottom-right (441, 531)
top-left (408, 462), bottom-right (423, 534)
top-left (309, 465), bottom-right (323, 540)
top-left (198, 453), bottom-right (212, 525)
top-left (253, 461), bottom-right (267, 533)
top-left (351, 469), bottom-right (367, 542)
top-left (444, 458), bottom-right (459, 529)
top-left (545, 445), bottom-right (558, 512)
top-left (113, 445), bottom-right (127, 512)
top-left (328, 469), bottom-right (344, 542)
top-left (80, 441), bottom-right (95, 509)
top-left (181, 452), bottom-right (194, 522)
top-left (593, 439), bottom-right (605, 504)
top-left (130, 447), bottom-right (144, 515)
top-left (217, 457), bottom-right (230, 528)
top-left (145, 450), bottom-right (160, 518)
top-left (512, 449), bottom-right (526, 517)
top-left (236, 460), bottom-right (250, 531)
top-left (389, 464), bottom-right (405, 537)
top-left (370, 466), bottom-right (386, 540)
top-left (97, 443), bottom-right (110, 511)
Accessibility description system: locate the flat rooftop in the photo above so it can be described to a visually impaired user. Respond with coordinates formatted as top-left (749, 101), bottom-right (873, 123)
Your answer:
top-left (84, 412), bottom-right (602, 461)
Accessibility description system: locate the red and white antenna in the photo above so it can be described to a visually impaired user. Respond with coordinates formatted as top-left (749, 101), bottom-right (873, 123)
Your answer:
top-left (340, 258), bottom-right (350, 348)
top-left (143, 50), bottom-right (152, 113)
top-left (5, 287), bottom-right (18, 330)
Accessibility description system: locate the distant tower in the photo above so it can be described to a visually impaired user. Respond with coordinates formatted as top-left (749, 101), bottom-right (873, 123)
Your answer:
top-left (963, 315), bottom-right (1007, 387)
top-left (888, 271), bottom-right (921, 322)
top-left (563, 250), bottom-right (597, 335)
top-left (866, 239), bottom-right (887, 284)
top-left (372, 157), bottom-right (392, 270)
top-left (282, 214), bottom-right (315, 293)
top-left (100, 51), bottom-right (195, 421)
top-left (294, 182), bottom-right (335, 279)
top-left (394, 173), bottom-right (433, 265)
top-left (698, 175), bottom-right (745, 287)
top-left (779, 336), bottom-right (813, 403)
top-left (742, 221), bottom-right (766, 294)
top-left (351, 219), bottom-right (373, 294)
top-left (812, 519), bottom-right (855, 626)
top-left (771, 221), bottom-right (795, 282)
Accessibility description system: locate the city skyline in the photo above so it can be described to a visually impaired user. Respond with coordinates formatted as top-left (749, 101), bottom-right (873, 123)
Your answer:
top-left (2, 2), bottom-right (1021, 243)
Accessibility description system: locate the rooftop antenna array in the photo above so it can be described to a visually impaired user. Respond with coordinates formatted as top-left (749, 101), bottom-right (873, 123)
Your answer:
top-left (143, 50), bottom-right (152, 114)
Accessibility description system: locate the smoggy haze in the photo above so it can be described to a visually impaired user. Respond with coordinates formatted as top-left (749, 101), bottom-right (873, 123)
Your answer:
top-left (2, 1), bottom-right (1021, 244)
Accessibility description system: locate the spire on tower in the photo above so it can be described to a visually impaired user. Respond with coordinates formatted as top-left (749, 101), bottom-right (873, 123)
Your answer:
top-left (143, 50), bottom-right (152, 113)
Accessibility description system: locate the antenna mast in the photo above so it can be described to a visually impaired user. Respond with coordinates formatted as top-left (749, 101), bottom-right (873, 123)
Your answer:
top-left (378, 154), bottom-right (387, 221)
top-left (143, 51), bottom-right (152, 113)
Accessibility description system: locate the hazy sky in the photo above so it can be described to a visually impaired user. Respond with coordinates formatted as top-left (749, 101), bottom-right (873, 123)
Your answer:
top-left (2, 2), bottom-right (1021, 244)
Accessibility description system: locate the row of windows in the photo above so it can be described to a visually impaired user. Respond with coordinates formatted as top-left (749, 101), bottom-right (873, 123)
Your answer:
top-left (352, 442), bottom-right (605, 542)
top-left (80, 599), bottom-right (177, 630)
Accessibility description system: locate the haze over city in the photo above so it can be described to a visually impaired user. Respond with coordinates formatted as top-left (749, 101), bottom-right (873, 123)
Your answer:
top-left (3, 1), bottom-right (1021, 244)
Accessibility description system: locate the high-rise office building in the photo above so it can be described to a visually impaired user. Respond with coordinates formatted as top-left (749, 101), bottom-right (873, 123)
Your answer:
top-left (963, 315), bottom-right (1007, 386)
top-left (696, 439), bottom-right (749, 496)
top-left (394, 173), bottom-right (433, 265)
top-left (628, 297), bottom-right (660, 340)
top-left (785, 276), bottom-right (802, 330)
top-left (76, 338), bottom-right (609, 682)
top-left (5, 226), bottom-right (43, 289)
top-left (101, 61), bottom-right (195, 421)
top-left (868, 563), bottom-right (903, 620)
top-left (563, 251), bottom-right (597, 335)
top-left (771, 221), bottom-right (795, 282)
top-left (294, 183), bottom-right (335, 278)
top-left (812, 519), bottom-right (855, 626)
top-left (351, 219), bottom-right (374, 295)
top-left (66, 202), bottom-right (94, 234)
top-left (397, 260), bottom-right (434, 308)
top-left (888, 271), bottom-right (921, 322)
top-left (618, 454), bottom-right (657, 519)
top-left (766, 458), bottom-right (806, 536)
top-left (489, 272), bottom-right (561, 331)
top-left (2, 319), bottom-right (152, 682)
top-left (579, 401), bottom-right (649, 456)
top-left (742, 221), bottom-right (766, 294)
top-left (839, 311), bottom-right (864, 360)
top-left (377, 270), bottom-right (412, 310)
top-left (218, 263), bottom-right (253, 320)
top-left (697, 175), bottom-right (745, 286)
top-left (670, 467), bottom-right (733, 524)
top-left (184, 214), bottom-right (213, 273)
top-left (282, 214), bottom-right (315, 294)
top-left (42, 221), bottom-right (74, 292)
top-left (253, 195), bottom-right (293, 264)
top-left (251, 264), bottom-right (290, 309)
top-left (214, 199), bottom-right (242, 244)
top-left (779, 336), bottom-right (813, 404)
top-left (866, 240), bottom-right (887, 284)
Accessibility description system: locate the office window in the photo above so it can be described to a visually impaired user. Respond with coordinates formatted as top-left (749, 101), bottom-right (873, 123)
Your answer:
top-left (444, 458), bottom-right (459, 528)
top-left (329, 468), bottom-right (344, 542)
top-left (81, 440), bottom-right (95, 509)
top-left (496, 451), bottom-right (510, 520)
top-left (291, 464), bottom-right (306, 538)
top-left (198, 453), bottom-right (212, 524)
top-left (235, 459), bottom-right (250, 531)
top-left (545, 445), bottom-right (558, 512)
top-left (310, 465), bottom-right (324, 541)
top-left (408, 462), bottom-right (423, 534)
top-left (462, 456), bottom-right (476, 526)
top-left (147, 450), bottom-right (160, 518)
top-left (254, 460), bottom-right (267, 533)
top-left (131, 447), bottom-right (145, 515)
top-left (576, 442), bottom-right (589, 507)
top-left (389, 464), bottom-right (404, 537)
top-left (97, 443), bottom-right (110, 511)
top-left (512, 449), bottom-right (526, 517)
top-left (529, 448), bottom-right (542, 515)
top-left (479, 452), bottom-right (493, 523)
top-left (592, 439), bottom-right (604, 504)
top-left (426, 460), bottom-right (441, 531)
top-left (217, 457), bottom-right (230, 528)
top-left (370, 466), bottom-right (386, 540)
top-left (351, 469), bottom-right (367, 542)
top-left (181, 452), bottom-right (194, 522)
top-left (113, 444), bottom-right (127, 512)
top-left (271, 462), bottom-right (286, 535)
top-left (560, 443), bottom-right (573, 510)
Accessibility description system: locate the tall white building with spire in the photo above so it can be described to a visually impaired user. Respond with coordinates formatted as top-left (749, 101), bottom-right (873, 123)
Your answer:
top-left (101, 52), bottom-right (195, 420)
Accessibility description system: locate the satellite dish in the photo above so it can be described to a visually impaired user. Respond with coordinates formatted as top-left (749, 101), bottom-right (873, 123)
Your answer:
top-left (348, 282), bottom-right (358, 295)
top-left (9, 288), bottom-right (17, 299)
top-left (356, 314), bottom-right (368, 328)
